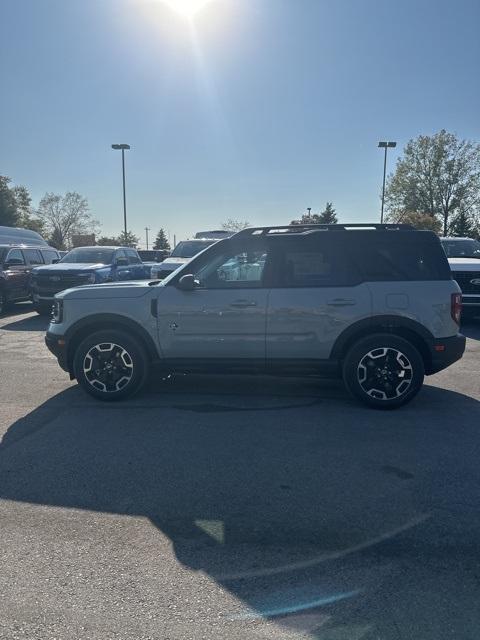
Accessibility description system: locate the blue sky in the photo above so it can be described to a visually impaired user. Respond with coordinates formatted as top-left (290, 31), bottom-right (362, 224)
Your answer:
top-left (1, 0), bottom-right (479, 245)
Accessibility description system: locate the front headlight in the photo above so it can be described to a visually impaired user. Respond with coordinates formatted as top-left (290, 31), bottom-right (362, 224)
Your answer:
top-left (52, 300), bottom-right (63, 323)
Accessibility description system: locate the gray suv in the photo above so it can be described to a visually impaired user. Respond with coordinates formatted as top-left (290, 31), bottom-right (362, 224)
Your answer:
top-left (46, 224), bottom-right (465, 409)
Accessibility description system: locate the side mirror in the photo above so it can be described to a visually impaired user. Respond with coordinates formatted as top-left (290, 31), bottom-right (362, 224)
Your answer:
top-left (176, 274), bottom-right (197, 291)
top-left (115, 257), bottom-right (129, 266)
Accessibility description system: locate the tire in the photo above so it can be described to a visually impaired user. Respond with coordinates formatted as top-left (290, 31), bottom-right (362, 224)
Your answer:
top-left (342, 334), bottom-right (425, 409)
top-left (73, 330), bottom-right (149, 401)
top-left (0, 288), bottom-right (6, 316)
top-left (34, 303), bottom-right (53, 316)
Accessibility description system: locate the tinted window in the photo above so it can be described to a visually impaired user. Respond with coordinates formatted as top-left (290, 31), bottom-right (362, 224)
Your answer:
top-left (273, 238), bottom-right (354, 287)
top-left (61, 248), bottom-right (115, 264)
top-left (171, 240), bottom-right (216, 258)
top-left (441, 239), bottom-right (480, 258)
top-left (40, 249), bottom-right (59, 264)
top-left (23, 249), bottom-right (44, 265)
top-left (5, 248), bottom-right (25, 265)
top-left (125, 249), bottom-right (141, 265)
top-left (353, 239), bottom-right (450, 281)
top-left (194, 242), bottom-right (268, 288)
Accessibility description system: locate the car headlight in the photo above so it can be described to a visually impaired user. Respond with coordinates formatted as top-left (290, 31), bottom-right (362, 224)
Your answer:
top-left (86, 273), bottom-right (96, 284)
top-left (52, 300), bottom-right (63, 324)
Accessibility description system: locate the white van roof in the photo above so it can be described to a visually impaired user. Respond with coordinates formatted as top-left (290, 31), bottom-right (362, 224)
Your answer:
top-left (0, 226), bottom-right (48, 246)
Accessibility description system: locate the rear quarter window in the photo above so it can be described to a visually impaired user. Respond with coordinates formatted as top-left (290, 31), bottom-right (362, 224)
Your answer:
top-left (352, 238), bottom-right (451, 281)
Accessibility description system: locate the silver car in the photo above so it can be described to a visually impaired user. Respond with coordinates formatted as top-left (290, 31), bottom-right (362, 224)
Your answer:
top-left (46, 224), bottom-right (465, 409)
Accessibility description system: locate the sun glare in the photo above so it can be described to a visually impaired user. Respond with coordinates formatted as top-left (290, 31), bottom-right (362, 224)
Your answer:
top-left (162, 0), bottom-right (214, 18)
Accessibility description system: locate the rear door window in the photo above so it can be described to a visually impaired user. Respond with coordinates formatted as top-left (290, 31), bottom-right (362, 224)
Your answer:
top-left (23, 249), bottom-right (44, 265)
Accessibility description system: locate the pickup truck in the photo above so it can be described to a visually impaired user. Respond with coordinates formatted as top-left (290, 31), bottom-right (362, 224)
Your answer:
top-left (30, 245), bottom-right (151, 314)
top-left (0, 243), bottom-right (61, 315)
top-left (441, 237), bottom-right (480, 319)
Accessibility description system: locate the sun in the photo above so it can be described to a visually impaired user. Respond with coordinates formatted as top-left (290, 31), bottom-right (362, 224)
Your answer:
top-left (162, 0), bottom-right (214, 18)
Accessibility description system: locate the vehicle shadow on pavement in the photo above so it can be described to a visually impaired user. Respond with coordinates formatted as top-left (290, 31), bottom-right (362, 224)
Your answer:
top-left (461, 320), bottom-right (480, 340)
top-left (1, 383), bottom-right (480, 639)
top-left (0, 313), bottom-right (50, 332)
top-left (0, 302), bottom-right (36, 321)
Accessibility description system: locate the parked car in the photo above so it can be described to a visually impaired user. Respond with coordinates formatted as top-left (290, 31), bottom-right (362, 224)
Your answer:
top-left (137, 249), bottom-right (170, 263)
top-left (31, 246), bottom-right (150, 314)
top-left (0, 241), bottom-right (60, 315)
top-left (45, 223), bottom-right (465, 409)
top-left (150, 239), bottom-right (219, 280)
top-left (0, 225), bottom-right (48, 246)
top-left (441, 237), bottom-right (480, 319)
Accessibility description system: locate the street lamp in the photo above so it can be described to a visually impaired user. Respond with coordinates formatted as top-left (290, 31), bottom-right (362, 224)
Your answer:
top-left (378, 141), bottom-right (396, 224)
top-left (111, 143), bottom-right (131, 238)
top-left (145, 227), bottom-right (151, 251)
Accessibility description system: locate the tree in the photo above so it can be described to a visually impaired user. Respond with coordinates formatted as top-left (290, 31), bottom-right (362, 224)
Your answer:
top-left (385, 130), bottom-right (480, 236)
top-left (36, 191), bottom-right (99, 250)
top-left (153, 228), bottom-right (170, 251)
top-left (0, 176), bottom-right (42, 231)
top-left (117, 230), bottom-right (139, 247)
top-left (317, 202), bottom-right (338, 224)
top-left (97, 236), bottom-right (121, 246)
top-left (221, 219), bottom-right (251, 232)
top-left (387, 210), bottom-right (442, 233)
top-left (449, 209), bottom-right (479, 239)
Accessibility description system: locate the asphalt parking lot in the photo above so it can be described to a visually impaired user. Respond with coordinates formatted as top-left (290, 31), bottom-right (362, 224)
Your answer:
top-left (0, 304), bottom-right (479, 640)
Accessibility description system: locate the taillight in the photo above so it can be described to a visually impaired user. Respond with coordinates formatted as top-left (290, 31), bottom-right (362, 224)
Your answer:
top-left (451, 293), bottom-right (462, 324)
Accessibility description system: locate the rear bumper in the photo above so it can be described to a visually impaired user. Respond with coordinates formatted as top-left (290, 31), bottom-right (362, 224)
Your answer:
top-left (427, 334), bottom-right (466, 375)
top-left (45, 332), bottom-right (69, 372)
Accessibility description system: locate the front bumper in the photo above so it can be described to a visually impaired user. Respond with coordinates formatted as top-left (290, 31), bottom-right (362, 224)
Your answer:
top-left (45, 332), bottom-right (69, 372)
top-left (427, 334), bottom-right (466, 375)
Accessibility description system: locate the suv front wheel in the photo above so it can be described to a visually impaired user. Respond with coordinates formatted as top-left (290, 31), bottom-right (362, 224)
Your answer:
top-left (73, 330), bottom-right (149, 401)
top-left (343, 334), bottom-right (425, 409)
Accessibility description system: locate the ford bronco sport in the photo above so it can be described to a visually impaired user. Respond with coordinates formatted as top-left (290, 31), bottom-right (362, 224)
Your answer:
top-left (45, 224), bottom-right (465, 409)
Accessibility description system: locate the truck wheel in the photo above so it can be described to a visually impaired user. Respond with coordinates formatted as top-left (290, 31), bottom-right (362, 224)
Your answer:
top-left (0, 289), bottom-right (6, 316)
top-left (73, 330), bottom-right (149, 401)
top-left (343, 334), bottom-right (424, 409)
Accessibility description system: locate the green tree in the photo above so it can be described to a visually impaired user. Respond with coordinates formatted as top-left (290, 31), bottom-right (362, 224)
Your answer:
top-left (36, 191), bottom-right (99, 250)
top-left (385, 130), bottom-right (480, 236)
top-left (117, 230), bottom-right (139, 247)
top-left (317, 202), bottom-right (338, 224)
top-left (0, 176), bottom-right (42, 231)
top-left (221, 218), bottom-right (251, 232)
top-left (387, 210), bottom-right (442, 233)
top-left (449, 209), bottom-right (479, 239)
top-left (153, 228), bottom-right (171, 251)
top-left (97, 236), bottom-right (121, 246)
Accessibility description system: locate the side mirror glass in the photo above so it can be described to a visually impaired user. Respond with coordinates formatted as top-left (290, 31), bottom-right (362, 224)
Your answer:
top-left (176, 274), bottom-right (197, 291)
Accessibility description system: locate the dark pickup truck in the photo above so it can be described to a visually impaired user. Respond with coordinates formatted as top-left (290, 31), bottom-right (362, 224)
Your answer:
top-left (30, 245), bottom-right (151, 314)
top-left (0, 244), bottom-right (61, 315)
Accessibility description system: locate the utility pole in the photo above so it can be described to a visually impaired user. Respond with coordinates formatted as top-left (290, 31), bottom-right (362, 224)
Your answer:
top-left (111, 144), bottom-right (131, 237)
top-left (145, 227), bottom-right (150, 250)
top-left (378, 141), bottom-right (397, 223)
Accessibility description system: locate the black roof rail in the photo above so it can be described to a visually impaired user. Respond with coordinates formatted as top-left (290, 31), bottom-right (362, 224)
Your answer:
top-left (233, 223), bottom-right (415, 237)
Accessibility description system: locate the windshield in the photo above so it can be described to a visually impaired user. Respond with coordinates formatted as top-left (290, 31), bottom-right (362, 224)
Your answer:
top-left (60, 248), bottom-right (115, 264)
top-left (170, 240), bottom-right (215, 258)
top-left (441, 239), bottom-right (480, 258)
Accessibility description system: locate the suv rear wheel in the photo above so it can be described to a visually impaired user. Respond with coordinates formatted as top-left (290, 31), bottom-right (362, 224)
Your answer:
top-left (343, 334), bottom-right (425, 409)
top-left (73, 330), bottom-right (149, 401)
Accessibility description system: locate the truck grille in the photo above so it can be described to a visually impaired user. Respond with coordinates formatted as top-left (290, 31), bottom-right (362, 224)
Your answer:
top-left (33, 273), bottom-right (91, 295)
top-left (452, 271), bottom-right (480, 294)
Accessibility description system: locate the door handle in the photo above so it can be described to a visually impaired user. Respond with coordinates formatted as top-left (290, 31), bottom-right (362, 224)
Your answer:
top-left (326, 298), bottom-right (356, 306)
top-left (230, 300), bottom-right (257, 308)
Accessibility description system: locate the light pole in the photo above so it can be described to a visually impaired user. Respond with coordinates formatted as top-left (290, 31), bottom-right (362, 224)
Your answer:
top-left (111, 144), bottom-right (131, 238)
top-left (145, 227), bottom-right (151, 250)
top-left (378, 141), bottom-right (396, 223)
